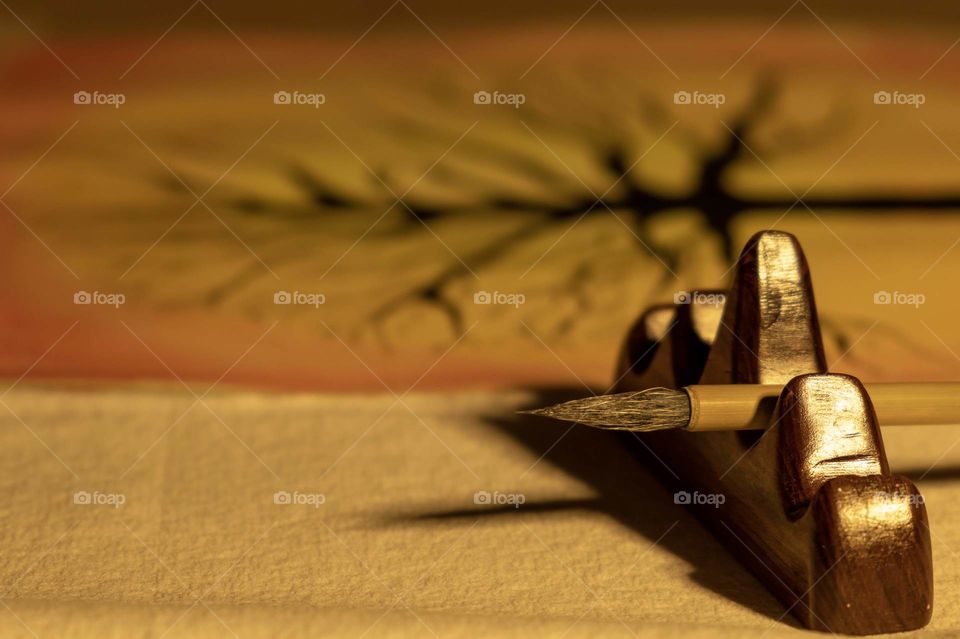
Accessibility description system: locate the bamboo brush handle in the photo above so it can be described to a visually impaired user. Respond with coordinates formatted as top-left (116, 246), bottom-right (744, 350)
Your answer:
top-left (685, 382), bottom-right (960, 431)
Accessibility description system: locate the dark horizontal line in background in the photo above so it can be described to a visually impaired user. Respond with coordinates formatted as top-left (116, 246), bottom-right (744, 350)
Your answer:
top-left (9, 0), bottom-right (960, 36)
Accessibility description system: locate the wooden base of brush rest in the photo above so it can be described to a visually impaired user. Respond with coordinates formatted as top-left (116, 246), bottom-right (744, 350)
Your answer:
top-left (613, 230), bottom-right (933, 634)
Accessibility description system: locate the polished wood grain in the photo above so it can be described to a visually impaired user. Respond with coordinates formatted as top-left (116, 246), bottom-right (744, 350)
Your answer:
top-left (614, 230), bottom-right (933, 634)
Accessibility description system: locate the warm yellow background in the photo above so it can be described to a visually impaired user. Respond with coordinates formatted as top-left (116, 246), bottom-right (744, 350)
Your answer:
top-left (3, 9), bottom-right (960, 637)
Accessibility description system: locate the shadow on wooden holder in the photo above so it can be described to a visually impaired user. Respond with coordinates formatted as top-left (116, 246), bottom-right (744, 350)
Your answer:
top-left (614, 230), bottom-right (933, 634)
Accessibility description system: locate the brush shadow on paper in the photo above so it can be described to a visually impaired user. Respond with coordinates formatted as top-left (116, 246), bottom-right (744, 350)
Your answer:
top-left (392, 386), bottom-right (794, 625)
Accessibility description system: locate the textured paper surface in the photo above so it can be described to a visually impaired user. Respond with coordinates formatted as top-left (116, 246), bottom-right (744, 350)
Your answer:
top-left (0, 384), bottom-right (957, 637)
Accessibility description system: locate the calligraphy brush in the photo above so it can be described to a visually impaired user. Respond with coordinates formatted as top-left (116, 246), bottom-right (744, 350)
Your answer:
top-left (523, 382), bottom-right (960, 432)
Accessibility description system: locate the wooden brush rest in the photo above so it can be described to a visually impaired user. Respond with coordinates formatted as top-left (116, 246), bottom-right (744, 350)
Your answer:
top-left (614, 230), bottom-right (933, 634)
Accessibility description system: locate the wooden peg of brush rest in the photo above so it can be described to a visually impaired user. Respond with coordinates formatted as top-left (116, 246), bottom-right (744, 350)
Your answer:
top-left (612, 230), bottom-right (932, 634)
